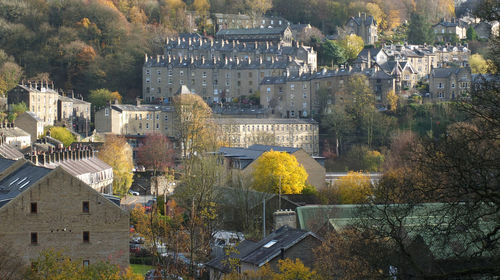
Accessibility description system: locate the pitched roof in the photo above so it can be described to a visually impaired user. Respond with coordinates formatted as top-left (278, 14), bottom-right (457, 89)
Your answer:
top-left (216, 26), bottom-right (288, 36)
top-left (0, 127), bottom-right (30, 138)
top-left (206, 226), bottom-right (320, 270)
top-left (0, 143), bottom-right (24, 160)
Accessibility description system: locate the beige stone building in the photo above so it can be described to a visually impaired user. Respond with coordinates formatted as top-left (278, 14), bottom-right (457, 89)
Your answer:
top-left (164, 37), bottom-right (317, 72)
top-left (0, 158), bottom-right (129, 269)
top-left (143, 54), bottom-right (311, 104)
top-left (214, 118), bottom-right (319, 155)
top-left (58, 95), bottom-right (91, 135)
top-left (213, 13), bottom-right (288, 30)
top-left (219, 145), bottom-right (325, 190)
top-left (0, 123), bottom-right (31, 149)
top-left (14, 111), bottom-right (44, 143)
top-left (8, 81), bottom-right (58, 126)
top-left (216, 26), bottom-right (293, 46)
top-left (260, 67), bottom-right (395, 116)
top-left (95, 101), bottom-right (176, 137)
top-left (429, 67), bottom-right (471, 100)
top-left (343, 13), bottom-right (378, 45)
top-left (433, 19), bottom-right (467, 41)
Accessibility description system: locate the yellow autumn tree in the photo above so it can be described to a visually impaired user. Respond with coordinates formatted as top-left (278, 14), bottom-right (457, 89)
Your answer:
top-left (339, 34), bottom-right (364, 60)
top-left (252, 150), bottom-right (308, 194)
top-left (334, 171), bottom-right (373, 204)
top-left (469, 54), bottom-right (490, 74)
top-left (239, 259), bottom-right (317, 280)
top-left (386, 90), bottom-right (398, 112)
top-left (98, 135), bottom-right (134, 197)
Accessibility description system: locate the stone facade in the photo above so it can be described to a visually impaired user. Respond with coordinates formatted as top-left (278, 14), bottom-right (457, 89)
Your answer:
top-left (260, 67), bottom-right (395, 116)
top-left (213, 13), bottom-right (288, 30)
top-left (0, 123), bottom-right (31, 149)
top-left (429, 67), bottom-right (471, 100)
top-left (433, 19), bottom-right (467, 41)
top-left (14, 112), bottom-right (45, 143)
top-left (216, 26), bottom-right (293, 46)
top-left (58, 95), bottom-right (91, 135)
top-left (343, 13), bottom-right (378, 45)
top-left (0, 162), bottom-right (129, 268)
top-left (215, 118), bottom-right (319, 155)
top-left (94, 103), bottom-right (176, 137)
top-left (8, 82), bottom-right (58, 126)
top-left (143, 54), bottom-right (312, 104)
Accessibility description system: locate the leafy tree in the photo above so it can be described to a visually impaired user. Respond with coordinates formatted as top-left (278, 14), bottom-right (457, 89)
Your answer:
top-left (89, 88), bottom-right (122, 111)
top-left (10, 101), bottom-right (27, 116)
top-left (252, 150), bottom-right (308, 194)
top-left (334, 171), bottom-right (373, 204)
top-left (136, 133), bottom-right (174, 175)
top-left (338, 34), bottom-right (364, 61)
top-left (98, 135), bottom-right (133, 197)
top-left (386, 90), bottom-right (398, 111)
top-left (407, 12), bottom-right (434, 44)
top-left (246, 0), bottom-right (272, 24)
top-left (466, 26), bottom-right (478, 41)
top-left (47, 126), bottom-right (76, 147)
top-left (0, 60), bottom-right (23, 96)
top-left (469, 53), bottom-right (489, 74)
top-left (172, 93), bottom-right (216, 160)
top-left (320, 104), bottom-right (355, 156)
top-left (274, 258), bottom-right (318, 280)
top-left (24, 249), bottom-right (142, 280)
top-left (320, 40), bottom-right (346, 67)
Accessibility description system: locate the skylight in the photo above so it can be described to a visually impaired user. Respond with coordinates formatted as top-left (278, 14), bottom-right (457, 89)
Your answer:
top-left (263, 240), bottom-right (277, 248)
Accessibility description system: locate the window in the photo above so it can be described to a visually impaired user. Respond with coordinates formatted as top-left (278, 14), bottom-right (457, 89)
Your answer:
top-left (146, 78), bottom-right (150, 83)
top-left (202, 72), bottom-right (207, 78)
top-left (156, 114), bottom-right (159, 120)
top-left (267, 87), bottom-right (271, 93)
top-left (146, 69), bottom-right (150, 75)
top-left (180, 71), bottom-right (184, 76)
top-left (157, 87), bottom-right (161, 93)
top-left (164, 115), bottom-right (168, 120)
top-left (82, 201), bottom-right (89, 213)
top-left (156, 123), bottom-right (159, 129)
top-left (146, 123), bottom-right (149, 129)
top-left (157, 78), bottom-right (161, 83)
top-left (139, 123), bottom-right (142, 129)
top-left (157, 70), bottom-right (161, 75)
top-left (180, 79), bottom-right (184, 85)
top-left (303, 93), bottom-right (307, 99)
top-left (31, 202), bottom-right (37, 214)
top-left (31, 232), bottom-right (38, 244)
top-left (451, 83), bottom-right (455, 88)
top-left (104, 108), bottom-right (109, 116)
top-left (83, 231), bottom-right (90, 243)
top-left (290, 84), bottom-right (295, 90)
top-left (83, 260), bottom-right (89, 267)
top-left (168, 70), bottom-right (172, 76)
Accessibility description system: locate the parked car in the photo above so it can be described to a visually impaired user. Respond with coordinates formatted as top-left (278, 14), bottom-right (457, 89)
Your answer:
top-left (144, 200), bottom-right (155, 212)
top-left (129, 189), bottom-right (140, 196)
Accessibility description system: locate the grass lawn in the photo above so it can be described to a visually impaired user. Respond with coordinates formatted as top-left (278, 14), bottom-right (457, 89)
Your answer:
top-left (130, 264), bottom-right (153, 276)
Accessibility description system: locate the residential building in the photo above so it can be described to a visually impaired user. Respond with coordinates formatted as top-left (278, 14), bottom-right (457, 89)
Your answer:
top-left (0, 123), bottom-right (31, 149)
top-left (15, 111), bottom-right (45, 142)
top-left (343, 12), bottom-right (378, 45)
top-left (260, 67), bottom-right (395, 116)
top-left (26, 146), bottom-right (114, 194)
top-left (219, 144), bottom-right (325, 189)
top-left (429, 67), bottom-right (471, 100)
top-left (94, 101), bottom-right (176, 137)
top-left (0, 141), bottom-right (24, 160)
top-left (143, 54), bottom-right (311, 104)
top-left (7, 81), bottom-right (58, 126)
top-left (432, 18), bottom-right (468, 41)
top-left (215, 118), bottom-right (320, 155)
top-left (213, 13), bottom-right (289, 30)
top-left (473, 21), bottom-right (499, 39)
top-left (206, 225), bottom-right (322, 279)
top-left (57, 94), bottom-right (91, 135)
top-left (0, 158), bottom-right (129, 268)
top-left (163, 37), bottom-right (317, 72)
top-left (215, 26), bottom-right (293, 46)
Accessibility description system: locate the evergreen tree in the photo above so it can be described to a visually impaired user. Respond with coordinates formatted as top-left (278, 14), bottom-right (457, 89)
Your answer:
top-left (466, 26), bottom-right (478, 41)
top-left (407, 12), bottom-right (434, 44)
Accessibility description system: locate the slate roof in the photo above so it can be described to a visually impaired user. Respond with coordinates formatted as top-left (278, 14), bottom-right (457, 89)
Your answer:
top-left (111, 104), bottom-right (174, 113)
top-left (0, 127), bottom-right (30, 138)
top-left (205, 239), bottom-right (258, 272)
top-left (0, 160), bottom-right (52, 208)
top-left (431, 67), bottom-right (463, 78)
top-left (219, 145), bottom-right (302, 169)
top-left (206, 226), bottom-right (320, 271)
top-left (0, 143), bottom-right (24, 160)
top-left (214, 118), bottom-right (317, 125)
top-left (58, 95), bottom-right (90, 105)
top-left (21, 111), bottom-right (42, 122)
top-left (216, 26), bottom-right (288, 36)
top-left (44, 157), bottom-right (112, 178)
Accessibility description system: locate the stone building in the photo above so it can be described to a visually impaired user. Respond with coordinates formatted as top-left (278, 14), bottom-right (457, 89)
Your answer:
top-left (7, 81), bottom-right (58, 126)
top-left (429, 67), bottom-right (471, 100)
top-left (26, 146), bottom-right (114, 194)
top-left (260, 67), bottom-right (395, 116)
top-left (433, 18), bottom-right (467, 41)
top-left (95, 101), bottom-right (176, 138)
top-left (216, 26), bottom-right (293, 46)
top-left (214, 118), bottom-right (320, 155)
top-left (15, 112), bottom-right (45, 143)
top-left (0, 158), bottom-right (129, 268)
top-left (57, 94), bottom-right (91, 136)
top-left (219, 144), bottom-right (325, 189)
top-left (343, 13), bottom-right (378, 45)
top-left (0, 123), bottom-right (31, 149)
top-left (163, 37), bottom-right (317, 72)
top-left (213, 13), bottom-right (288, 30)
top-left (473, 21), bottom-right (499, 39)
top-left (206, 225), bottom-right (322, 279)
top-left (143, 54), bottom-right (311, 104)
